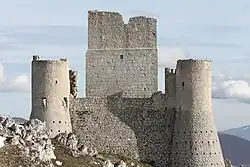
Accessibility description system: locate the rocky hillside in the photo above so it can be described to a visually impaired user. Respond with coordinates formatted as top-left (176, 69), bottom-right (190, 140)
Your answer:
top-left (0, 117), bottom-right (151, 167)
top-left (0, 116), bottom-right (237, 167)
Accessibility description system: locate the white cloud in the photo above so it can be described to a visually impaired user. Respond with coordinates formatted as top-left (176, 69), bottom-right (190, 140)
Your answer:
top-left (0, 62), bottom-right (30, 93)
top-left (213, 73), bottom-right (250, 103)
top-left (157, 48), bottom-right (250, 104)
top-left (158, 47), bottom-right (186, 68)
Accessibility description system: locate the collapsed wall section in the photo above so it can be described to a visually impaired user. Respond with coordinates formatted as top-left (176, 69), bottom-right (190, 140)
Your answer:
top-left (69, 70), bottom-right (78, 98)
top-left (126, 16), bottom-right (157, 48)
top-left (88, 11), bottom-right (126, 49)
top-left (86, 10), bottom-right (158, 98)
top-left (70, 92), bottom-right (174, 167)
top-left (170, 59), bottom-right (225, 167)
top-left (30, 55), bottom-right (72, 137)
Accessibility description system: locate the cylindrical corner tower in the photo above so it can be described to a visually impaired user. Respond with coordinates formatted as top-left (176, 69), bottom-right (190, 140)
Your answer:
top-left (30, 55), bottom-right (72, 137)
top-left (170, 59), bottom-right (225, 167)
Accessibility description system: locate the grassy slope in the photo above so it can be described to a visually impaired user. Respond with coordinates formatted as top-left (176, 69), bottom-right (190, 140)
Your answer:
top-left (0, 140), bottom-right (152, 167)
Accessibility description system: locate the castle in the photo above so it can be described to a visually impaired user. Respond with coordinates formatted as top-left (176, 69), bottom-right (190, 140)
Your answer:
top-left (30, 10), bottom-right (225, 167)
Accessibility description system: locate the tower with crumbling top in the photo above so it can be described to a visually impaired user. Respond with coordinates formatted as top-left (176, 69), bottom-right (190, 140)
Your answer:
top-left (169, 60), bottom-right (225, 167)
top-left (30, 55), bottom-right (72, 137)
top-left (86, 10), bottom-right (158, 98)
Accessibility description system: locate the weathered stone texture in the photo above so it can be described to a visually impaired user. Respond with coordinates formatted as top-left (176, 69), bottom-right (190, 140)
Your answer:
top-left (31, 56), bottom-right (72, 137)
top-left (69, 70), bottom-right (78, 98)
top-left (87, 11), bottom-right (157, 49)
top-left (70, 92), bottom-right (173, 167)
top-left (86, 49), bottom-right (157, 98)
top-left (86, 10), bottom-right (157, 98)
top-left (88, 11), bottom-right (126, 49)
top-left (30, 10), bottom-right (226, 167)
top-left (165, 68), bottom-right (176, 108)
top-left (126, 16), bottom-right (157, 48)
top-left (170, 60), bottom-right (225, 167)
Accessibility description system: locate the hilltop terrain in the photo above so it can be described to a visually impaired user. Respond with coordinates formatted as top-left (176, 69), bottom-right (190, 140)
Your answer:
top-left (0, 117), bottom-right (152, 167)
top-left (1, 117), bottom-right (244, 167)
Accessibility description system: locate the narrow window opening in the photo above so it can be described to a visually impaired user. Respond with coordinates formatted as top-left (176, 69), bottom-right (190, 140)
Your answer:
top-left (55, 80), bottom-right (58, 84)
top-left (42, 97), bottom-right (47, 108)
top-left (63, 97), bottom-right (68, 107)
top-left (120, 54), bottom-right (124, 59)
top-left (182, 82), bottom-right (184, 91)
top-left (59, 121), bottom-right (61, 124)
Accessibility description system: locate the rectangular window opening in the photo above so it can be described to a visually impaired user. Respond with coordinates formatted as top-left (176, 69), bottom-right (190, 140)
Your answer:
top-left (42, 97), bottom-right (47, 108)
top-left (63, 97), bottom-right (68, 108)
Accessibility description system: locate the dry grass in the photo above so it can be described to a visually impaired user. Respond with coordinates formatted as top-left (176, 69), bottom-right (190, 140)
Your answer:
top-left (0, 141), bottom-right (152, 167)
top-left (52, 140), bottom-right (152, 167)
top-left (0, 144), bottom-right (29, 167)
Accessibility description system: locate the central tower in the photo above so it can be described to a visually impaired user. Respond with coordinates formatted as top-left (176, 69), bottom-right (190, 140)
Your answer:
top-left (86, 11), bottom-right (158, 98)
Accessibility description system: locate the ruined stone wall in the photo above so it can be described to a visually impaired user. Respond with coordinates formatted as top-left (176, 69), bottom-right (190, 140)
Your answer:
top-left (69, 92), bottom-right (174, 167)
top-left (69, 70), bottom-right (78, 98)
top-left (86, 11), bottom-right (158, 98)
top-left (170, 59), bottom-right (225, 167)
top-left (165, 68), bottom-right (176, 109)
top-left (30, 55), bottom-right (72, 137)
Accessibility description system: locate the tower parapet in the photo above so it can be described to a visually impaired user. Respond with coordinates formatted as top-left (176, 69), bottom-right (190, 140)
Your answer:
top-left (165, 68), bottom-right (176, 108)
top-left (88, 10), bottom-right (126, 49)
top-left (30, 56), bottom-right (72, 137)
top-left (170, 59), bottom-right (225, 167)
top-left (86, 10), bottom-right (158, 98)
top-left (33, 54), bottom-right (40, 61)
top-left (126, 16), bottom-right (157, 48)
top-left (87, 10), bottom-right (157, 49)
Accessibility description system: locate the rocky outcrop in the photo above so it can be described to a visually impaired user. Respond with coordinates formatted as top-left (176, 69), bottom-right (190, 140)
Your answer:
top-left (0, 116), bottom-right (55, 167)
top-left (54, 132), bottom-right (98, 157)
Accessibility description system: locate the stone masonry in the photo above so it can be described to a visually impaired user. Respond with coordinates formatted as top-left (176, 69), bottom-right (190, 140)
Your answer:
top-left (30, 10), bottom-right (225, 167)
top-left (30, 55), bottom-right (72, 137)
top-left (86, 10), bottom-right (158, 98)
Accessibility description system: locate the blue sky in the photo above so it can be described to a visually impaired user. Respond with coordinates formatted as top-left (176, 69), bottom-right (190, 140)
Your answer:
top-left (0, 0), bottom-right (250, 130)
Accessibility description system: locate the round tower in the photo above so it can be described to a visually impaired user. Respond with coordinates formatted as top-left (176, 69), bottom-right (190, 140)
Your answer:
top-left (30, 55), bottom-right (72, 137)
top-left (170, 59), bottom-right (225, 167)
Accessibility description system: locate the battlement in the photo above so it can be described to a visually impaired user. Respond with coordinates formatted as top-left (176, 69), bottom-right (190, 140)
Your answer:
top-left (176, 59), bottom-right (211, 70)
top-left (32, 56), bottom-right (69, 68)
top-left (165, 68), bottom-right (176, 74)
top-left (126, 16), bottom-right (157, 48)
top-left (128, 16), bottom-right (156, 23)
top-left (165, 68), bottom-right (176, 108)
top-left (32, 55), bottom-right (40, 61)
top-left (88, 10), bottom-right (157, 49)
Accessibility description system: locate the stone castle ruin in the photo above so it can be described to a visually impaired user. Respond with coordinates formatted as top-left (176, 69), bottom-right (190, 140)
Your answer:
top-left (30, 10), bottom-right (225, 167)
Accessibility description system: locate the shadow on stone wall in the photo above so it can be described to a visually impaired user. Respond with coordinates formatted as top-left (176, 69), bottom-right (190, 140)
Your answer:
top-left (69, 91), bottom-right (175, 167)
top-left (106, 92), bottom-right (175, 166)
